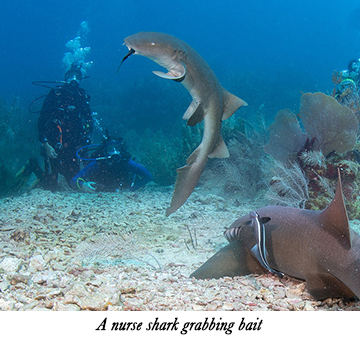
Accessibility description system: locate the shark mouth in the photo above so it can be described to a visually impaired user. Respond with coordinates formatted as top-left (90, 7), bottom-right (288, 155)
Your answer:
top-left (117, 48), bottom-right (135, 73)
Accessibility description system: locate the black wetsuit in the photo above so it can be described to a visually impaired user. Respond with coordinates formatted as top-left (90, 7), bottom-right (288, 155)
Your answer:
top-left (37, 83), bottom-right (93, 190)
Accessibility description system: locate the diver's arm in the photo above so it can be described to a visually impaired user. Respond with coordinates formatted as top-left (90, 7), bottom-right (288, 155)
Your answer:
top-left (70, 161), bottom-right (99, 190)
top-left (43, 142), bottom-right (57, 159)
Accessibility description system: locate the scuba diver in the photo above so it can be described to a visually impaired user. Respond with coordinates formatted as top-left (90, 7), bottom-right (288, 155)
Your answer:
top-left (335, 59), bottom-right (360, 101)
top-left (12, 62), bottom-right (94, 192)
top-left (37, 61), bottom-right (94, 190)
top-left (70, 134), bottom-right (153, 192)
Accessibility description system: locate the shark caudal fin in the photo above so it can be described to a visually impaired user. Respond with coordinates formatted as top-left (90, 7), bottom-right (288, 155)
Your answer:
top-left (165, 159), bottom-right (205, 217)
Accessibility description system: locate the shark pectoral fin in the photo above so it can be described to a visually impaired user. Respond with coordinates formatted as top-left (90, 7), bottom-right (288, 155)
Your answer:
top-left (190, 241), bottom-right (265, 279)
top-left (184, 101), bottom-right (206, 126)
top-left (221, 89), bottom-right (248, 121)
top-left (305, 273), bottom-right (356, 300)
top-left (153, 64), bottom-right (186, 81)
top-left (208, 135), bottom-right (229, 158)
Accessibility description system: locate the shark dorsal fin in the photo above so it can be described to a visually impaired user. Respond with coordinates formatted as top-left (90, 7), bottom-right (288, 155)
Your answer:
top-left (222, 89), bottom-right (248, 121)
top-left (318, 168), bottom-right (353, 249)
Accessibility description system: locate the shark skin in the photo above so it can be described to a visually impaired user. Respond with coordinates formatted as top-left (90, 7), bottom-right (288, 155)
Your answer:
top-left (123, 32), bottom-right (247, 216)
top-left (190, 171), bottom-right (360, 300)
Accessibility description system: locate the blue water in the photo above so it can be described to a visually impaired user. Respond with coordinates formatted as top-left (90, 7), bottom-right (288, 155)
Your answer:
top-left (1, 0), bottom-right (360, 131)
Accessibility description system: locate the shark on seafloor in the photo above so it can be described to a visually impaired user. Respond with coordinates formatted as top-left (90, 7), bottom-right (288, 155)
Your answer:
top-left (190, 169), bottom-right (360, 300)
top-left (121, 32), bottom-right (247, 216)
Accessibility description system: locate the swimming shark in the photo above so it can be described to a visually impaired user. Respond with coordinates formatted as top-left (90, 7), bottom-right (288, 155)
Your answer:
top-left (191, 169), bottom-right (360, 300)
top-left (122, 32), bottom-right (247, 216)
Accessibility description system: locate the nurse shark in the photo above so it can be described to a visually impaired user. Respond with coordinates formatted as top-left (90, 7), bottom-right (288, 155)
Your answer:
top-left (121, 32), bottom-right (247, 216)
top-left (191, 169), bottom-right (360, 300)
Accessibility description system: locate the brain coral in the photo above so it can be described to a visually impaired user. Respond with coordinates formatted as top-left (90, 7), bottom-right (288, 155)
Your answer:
top-left (300, 92), bottom-right (359, 156)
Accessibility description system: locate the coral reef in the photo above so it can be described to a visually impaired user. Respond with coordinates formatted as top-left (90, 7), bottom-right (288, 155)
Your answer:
top-left (300, 92), bottom-right (358, 156)
top-left (264, 109), bottom-right (306, 163)
top-left (0, 97), bottom-right (38, 195)
top-left (263, 91), bottom-right (360, 217)
top-left (210, 113), bottom-right (272, 200)
top-left (266, 162), bottom-right (309, 208)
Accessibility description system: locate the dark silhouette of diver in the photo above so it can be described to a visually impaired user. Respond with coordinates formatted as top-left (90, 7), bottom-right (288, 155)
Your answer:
top-left (13, 62), bottom-right (94, 191)
top-left (38, 62), bottom-right (93, 190)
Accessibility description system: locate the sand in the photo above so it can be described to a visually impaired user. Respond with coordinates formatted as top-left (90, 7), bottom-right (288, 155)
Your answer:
top-left (0, 182), bottom-right (359, 311)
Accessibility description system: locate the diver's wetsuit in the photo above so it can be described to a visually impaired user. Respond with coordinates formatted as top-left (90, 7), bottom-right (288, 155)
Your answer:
top-left (37, 83), bottom-right (93, 190)
top-left (70, 159), bottom-right (153, 192)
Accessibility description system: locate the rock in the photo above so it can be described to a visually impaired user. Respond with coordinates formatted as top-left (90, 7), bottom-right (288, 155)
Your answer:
top-left (8, 274), bottom-right (30, 286)
top-left (53, 301), bottom-right (80, 311)
top-left (0, 257), bottom-right (22, 272)
top-left (64, 282), bottom-right (120, 311)
top-left (222, 303), bottom-right (234, 310)
top-left (32, 273), bottom-right (48, 285)
top-left (51, 261), bottom-right (67, 271)
top-left (0, 298), bottom-right (14, 310)
top-left (0, 280), bottom-right (10, 292)
top-left (29, 255), bottom-right (46, 272)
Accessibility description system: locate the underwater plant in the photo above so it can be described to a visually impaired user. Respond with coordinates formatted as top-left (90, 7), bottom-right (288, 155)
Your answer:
top-left (263, 91), bottom-right (360, 216)
top-left (264, 92), bottom-right (358, 162)
top-left (124, 128), bottom-right (185, 186)
top-left (211, 113), bottom-right (272, 200)
top-left (264, 108), bottom-right (306, 163)
top-left (0, 97), bottom-right (38, 195)
top-left (266, 161), bottom-right (309, 208)
top-left (299, 92), bottom-right (358, 156)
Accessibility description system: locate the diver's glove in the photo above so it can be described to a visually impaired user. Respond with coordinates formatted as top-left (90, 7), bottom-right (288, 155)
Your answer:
top-left (81, 181), bottom-right (96, 193)
top-left (44, 142), bottom-right (57, 159)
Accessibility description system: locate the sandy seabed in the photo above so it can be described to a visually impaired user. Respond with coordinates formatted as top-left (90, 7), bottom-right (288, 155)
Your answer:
top-left (0, 182), bottom-right (359, 311)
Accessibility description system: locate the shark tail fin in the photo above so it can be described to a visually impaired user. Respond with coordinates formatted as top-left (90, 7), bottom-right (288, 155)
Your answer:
top-left (222, 89), bottom-right (248, 121)
top-left (166, 161), bottom-right (205, 217)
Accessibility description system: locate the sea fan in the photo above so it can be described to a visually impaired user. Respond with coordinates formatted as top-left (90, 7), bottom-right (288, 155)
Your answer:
top-left (300, 92), bottom-right (358, 156)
